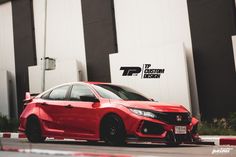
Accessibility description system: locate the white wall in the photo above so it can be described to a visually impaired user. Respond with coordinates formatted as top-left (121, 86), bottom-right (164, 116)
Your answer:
top-left (231, 35), bottom-right (236, 72)
top-left (29, 59), bottom-right (81, 93)
top-left (28, 66), bottom-right (42, 94)
top-left (111, 0), bottom-right (200, 114)
top-left (0, 2), bottom-right (17, 118)
top-left (30, 0), bottom-right (88, 92)
top-left (110, 44), bottom-right (192, 111)
top-left (46, 0), bottom-right (87, 81)
top-left (0, 70), bottom-right (10, 118)
top-left (45, 59), bottom-right (81, 89)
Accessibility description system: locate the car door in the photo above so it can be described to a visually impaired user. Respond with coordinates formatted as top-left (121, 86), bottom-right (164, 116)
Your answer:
top-left (39, 85), bottom-right (71, 137)
top-left (62, 84), bottom-right (100, 139)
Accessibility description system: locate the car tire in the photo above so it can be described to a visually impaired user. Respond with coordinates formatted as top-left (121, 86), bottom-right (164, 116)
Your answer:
top-left (25, 116), bottom-right (46, 143)
top-left (101, 114), bottom-right (126, 146)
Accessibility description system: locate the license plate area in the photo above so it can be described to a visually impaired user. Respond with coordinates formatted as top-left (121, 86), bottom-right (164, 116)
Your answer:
top-left (174, 126), bottom-right (187, 134)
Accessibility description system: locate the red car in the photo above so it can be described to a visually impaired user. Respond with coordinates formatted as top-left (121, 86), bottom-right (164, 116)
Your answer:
top-left (19, 82), bottom-right (199, 145)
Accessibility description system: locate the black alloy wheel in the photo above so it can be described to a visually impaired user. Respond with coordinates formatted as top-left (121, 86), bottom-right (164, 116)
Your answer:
top-left (25, 116), bottom-right (46, 143)
top-left (101, 114), bottom-right (126, 146)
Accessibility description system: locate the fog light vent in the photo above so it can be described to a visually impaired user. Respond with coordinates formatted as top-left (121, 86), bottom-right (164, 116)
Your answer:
top-left (140, 121), bottom-right (165, 135)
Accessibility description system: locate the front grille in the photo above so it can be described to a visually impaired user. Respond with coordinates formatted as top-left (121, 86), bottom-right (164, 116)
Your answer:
top-left (140, 121), bottom-right (165, 135)
top-left (154, 112), bottom-right (191, 125)
top-left (166, 131), bottom-right (192, 143)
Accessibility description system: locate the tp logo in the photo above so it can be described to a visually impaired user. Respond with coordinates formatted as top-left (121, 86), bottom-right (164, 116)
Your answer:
top-left (120, 67), bottom-right (142, 76)
top-left (120, 64), bottom-right (165, 79)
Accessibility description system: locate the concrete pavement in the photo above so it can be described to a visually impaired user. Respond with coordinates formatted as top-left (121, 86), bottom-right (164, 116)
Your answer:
top-left (1, 132), bottom-right (236, 145)
top-left (0, 138), bottom-right (236, 157)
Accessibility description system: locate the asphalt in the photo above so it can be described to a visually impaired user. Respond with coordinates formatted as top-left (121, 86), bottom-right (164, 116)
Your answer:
top-left (0, 138), bottom-right (236, 157)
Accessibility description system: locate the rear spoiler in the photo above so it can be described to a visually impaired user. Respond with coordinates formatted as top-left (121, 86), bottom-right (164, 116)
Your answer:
top-left (23, 92), bottom-right (39, 103)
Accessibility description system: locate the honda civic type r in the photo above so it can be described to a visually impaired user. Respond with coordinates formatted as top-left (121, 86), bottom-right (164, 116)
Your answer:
top-left (19, 82), bottom-right (199, 145)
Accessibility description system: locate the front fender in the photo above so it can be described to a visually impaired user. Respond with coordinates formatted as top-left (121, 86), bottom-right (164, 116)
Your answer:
top-left (191, 117), bottom-right (199, 126)
top-left (18, 103), bottom-right (40, 132)
top-left (98, 104), bottom-right (143, 136)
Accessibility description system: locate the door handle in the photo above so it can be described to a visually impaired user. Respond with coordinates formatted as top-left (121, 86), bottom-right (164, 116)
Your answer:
top-left (64, 104), bottom-right (74, 109)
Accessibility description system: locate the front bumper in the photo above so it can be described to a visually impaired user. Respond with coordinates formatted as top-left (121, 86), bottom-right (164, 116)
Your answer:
top-left (125, 115), bottom-right (199, 143)
top-left (126, 131), bottom-right (200, 144)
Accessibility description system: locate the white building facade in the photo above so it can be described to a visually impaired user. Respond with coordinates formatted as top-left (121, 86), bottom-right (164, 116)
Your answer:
top-left (1, 0), bottom-right (236, 120)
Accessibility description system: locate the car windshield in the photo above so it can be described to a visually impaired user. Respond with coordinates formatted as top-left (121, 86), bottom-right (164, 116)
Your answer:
top-left (92, 84), bottom-right (150, 101)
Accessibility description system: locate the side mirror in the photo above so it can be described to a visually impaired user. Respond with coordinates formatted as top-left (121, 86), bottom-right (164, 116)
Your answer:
top-left (149, 98), bottom-right (155, 101)
top-left (149, 98), bottom-right (158, 102)
top-left (80, 95), bottom-right (100, 102)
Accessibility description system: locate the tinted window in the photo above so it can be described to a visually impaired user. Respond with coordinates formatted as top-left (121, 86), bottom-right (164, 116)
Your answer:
top-left (91, 85), bottom-right (121, 100)
top-left (48, 85), bottom-right (70, 100)
top-left (41, 91), bottom-right (50, 99)
top-left (92, 84), bottom-right (150, 101)
top-left (70, 85), bottom-right (95, 101)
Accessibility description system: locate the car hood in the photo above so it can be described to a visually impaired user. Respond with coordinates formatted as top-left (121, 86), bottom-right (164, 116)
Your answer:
top-left (111, 100), bottom-right (189, 113)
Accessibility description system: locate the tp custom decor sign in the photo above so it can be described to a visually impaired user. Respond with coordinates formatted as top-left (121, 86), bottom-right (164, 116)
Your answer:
top-left (120, 64), bottom-right (165, 79)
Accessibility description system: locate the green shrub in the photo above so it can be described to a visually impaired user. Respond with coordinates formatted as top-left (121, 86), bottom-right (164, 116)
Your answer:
top-left (0, 114), bottom-right (19, 132)
top-left (228, 112), bottom-right (236, 130)
top-left (198, 121), bottom-right (236, 135)
top-left (198, 113), bottom-right (236, 135)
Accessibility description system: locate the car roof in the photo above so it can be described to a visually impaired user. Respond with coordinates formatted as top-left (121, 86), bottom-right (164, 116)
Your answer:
top-left (84, 81), bottom-right (109, 85)
top-left (36, 81), bottom-right (111, 98)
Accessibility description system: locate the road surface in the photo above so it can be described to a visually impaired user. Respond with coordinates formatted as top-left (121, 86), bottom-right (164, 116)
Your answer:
top-left (0, 138), bottom-right (235, 157)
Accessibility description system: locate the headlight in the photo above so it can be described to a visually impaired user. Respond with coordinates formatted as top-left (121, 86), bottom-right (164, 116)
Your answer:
top-left (129, 108), bottom-right (156, 119)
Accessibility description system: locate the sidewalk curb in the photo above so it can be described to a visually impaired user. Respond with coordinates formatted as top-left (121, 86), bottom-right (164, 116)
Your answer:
top-left (220, 138), bottom-right (236, 145)
top-left (0, 132), bottom-right (26, 139)
top-left (1, 133), bottom-right (236, 145)
top-left (200, 136), bottom-right (236, 146)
